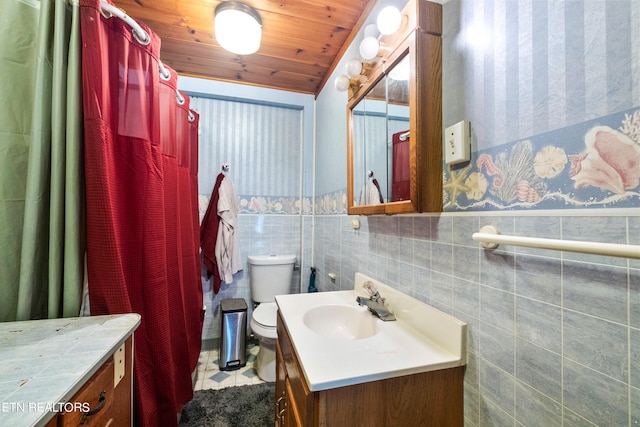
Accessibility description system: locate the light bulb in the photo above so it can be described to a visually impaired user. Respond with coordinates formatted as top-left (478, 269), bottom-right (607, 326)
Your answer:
top-left (377, 6), bottom-right (401, 35)
top-left (334, 74), bottom-right (350, 92)
top-left (214, 3), bottom-right (262, 55)
top-left (364, 23), bottom-right (379, 38)
top-left (345, 58), bottom-right (363, 77)
top-left (359, 36), bottom-right (380, 60)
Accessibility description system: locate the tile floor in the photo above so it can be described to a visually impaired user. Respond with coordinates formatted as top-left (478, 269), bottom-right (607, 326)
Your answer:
top-left (194, 341), bottom-right (267, 391)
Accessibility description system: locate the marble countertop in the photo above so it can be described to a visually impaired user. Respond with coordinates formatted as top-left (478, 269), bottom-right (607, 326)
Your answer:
top-left (0, 314), bottom-right (140, 426)
top-left (276, 273), bottom-right (467, 392)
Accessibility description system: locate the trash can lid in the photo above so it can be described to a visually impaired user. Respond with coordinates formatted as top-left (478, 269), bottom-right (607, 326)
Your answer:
top-left (220, 298), bottom-right (247, 313)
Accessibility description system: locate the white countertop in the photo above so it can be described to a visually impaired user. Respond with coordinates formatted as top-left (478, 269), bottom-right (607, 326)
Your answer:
top-left (0, 314), bottom-right (140, 426)
top-left (276, 273), bottom-right (467, 392)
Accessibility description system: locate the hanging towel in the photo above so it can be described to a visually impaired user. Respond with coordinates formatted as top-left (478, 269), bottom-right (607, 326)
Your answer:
top-left (359, 178), bottom-right (384, 205)
top-left (392, 130), bottom-right (410, 201)
top-left (200, 173), bottom-right (225, 292)
top-left (215, 175), bottom-right (243, 284)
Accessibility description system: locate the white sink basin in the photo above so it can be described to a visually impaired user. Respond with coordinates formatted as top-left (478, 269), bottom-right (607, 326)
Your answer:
top-left (276, 273), bottom-right (468, 392)
top-left (303, 304), bottom-right (380, 340)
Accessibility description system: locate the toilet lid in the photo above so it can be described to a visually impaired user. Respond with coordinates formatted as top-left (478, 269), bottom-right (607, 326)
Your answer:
top-left (253, 302), bottom-right (277, 328)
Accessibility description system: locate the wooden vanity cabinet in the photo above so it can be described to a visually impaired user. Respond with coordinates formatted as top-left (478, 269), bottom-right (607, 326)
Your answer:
top-left (45, 336), bottom-right (133, 427)
top-left (276, 312), bottom-right (465, 427)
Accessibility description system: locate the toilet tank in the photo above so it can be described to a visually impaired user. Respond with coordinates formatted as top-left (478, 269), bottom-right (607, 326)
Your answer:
top-left (248, 255), bottom-right (296, 303)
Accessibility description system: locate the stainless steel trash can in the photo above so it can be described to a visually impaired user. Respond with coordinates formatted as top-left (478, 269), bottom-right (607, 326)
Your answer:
top-left (219, 298), bottom-right (247, 371)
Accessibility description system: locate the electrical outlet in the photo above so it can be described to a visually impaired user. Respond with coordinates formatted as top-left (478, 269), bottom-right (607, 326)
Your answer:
top-left (444, 120), bottom-right (470, 165)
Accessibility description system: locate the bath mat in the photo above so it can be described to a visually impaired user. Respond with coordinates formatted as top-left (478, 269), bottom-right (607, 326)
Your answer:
top-left (179, 383), bottom-right (275, 427)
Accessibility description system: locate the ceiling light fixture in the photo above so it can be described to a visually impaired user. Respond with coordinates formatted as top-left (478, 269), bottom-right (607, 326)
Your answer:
top-left (214, 2), bottom-right (262, 55)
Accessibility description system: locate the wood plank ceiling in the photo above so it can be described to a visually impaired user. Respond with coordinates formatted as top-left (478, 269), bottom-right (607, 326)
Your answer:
top-left (111, 0), bottom-right (376, 96)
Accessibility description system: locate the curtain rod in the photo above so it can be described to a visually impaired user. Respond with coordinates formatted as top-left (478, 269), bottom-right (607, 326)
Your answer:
top-left (98, 0), bottom-right (195, 116)
top-left (472, 225), bottom-right (640, 260)
top-left (99, 0), bottom-right (149, 45)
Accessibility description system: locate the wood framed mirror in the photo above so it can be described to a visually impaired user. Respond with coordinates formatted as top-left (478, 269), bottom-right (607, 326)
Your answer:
top-left (346, 0), bottom-right (442, 215)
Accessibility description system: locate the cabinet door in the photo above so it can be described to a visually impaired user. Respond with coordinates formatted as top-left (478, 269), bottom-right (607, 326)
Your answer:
top-left (285, 378), bottom-right (303, 427)
top-left (275, 340), bottom-right (287, 426)
top-left (58, 358), bottom-right (115, 426)
top-left (277, 312), bottom-right (315, 426)
top-left (57, 336), bottom-right (133, 427)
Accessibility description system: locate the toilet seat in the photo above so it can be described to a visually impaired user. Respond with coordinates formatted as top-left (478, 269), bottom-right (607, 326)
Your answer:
top-left (251, 302), bottom-right (278, 339)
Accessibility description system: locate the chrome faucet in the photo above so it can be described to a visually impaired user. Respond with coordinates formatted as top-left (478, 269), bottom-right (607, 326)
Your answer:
top-left (356, 281), bottom-right (396, 321)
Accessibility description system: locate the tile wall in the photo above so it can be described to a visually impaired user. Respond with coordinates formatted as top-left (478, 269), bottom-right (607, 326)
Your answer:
top-left (313, 212), bottom-right (640, 426)
top-left (199, 214), bottom-right (304, 347)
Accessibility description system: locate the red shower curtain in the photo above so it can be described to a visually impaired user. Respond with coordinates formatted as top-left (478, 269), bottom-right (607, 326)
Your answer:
top-left (391, 130), bottom-right (410, 202)
top-left (80, 1), bottom-right (202, 425)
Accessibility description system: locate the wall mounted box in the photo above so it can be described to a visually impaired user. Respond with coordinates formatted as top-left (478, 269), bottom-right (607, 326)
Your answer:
top-left (444, 120), bottom-right (470, 165)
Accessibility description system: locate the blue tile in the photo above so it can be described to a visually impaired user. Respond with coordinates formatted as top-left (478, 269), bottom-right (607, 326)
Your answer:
top-left (464, 347), bottom-right (479, 387)
top-left (398, 216), bottom-right (413, 238)
top-left (561, 216), bottom-right (628, 267)
top-left (515, 296), bottom-right (561, 353)
top-left (413, 239), bottom-right (430, 269)
top-left (453, 246), bottom-right (480, 282)
top-left (479, 360), bottom-right (515, 416)
top-left (431, 242), bottom-right (454, 275)
top-left (398, 236), bottom-right (414, 263)
top-left (479, 399), bottom-right (514, 426)
top-left (479, 322), bottom-right (514, 374)
top-left (431, 216), bottom-right (452, 243)
top-left (515, 255), bottom-right (562, 305)
top-left (478, 216), bottom-right (515, 243)
top-left (464, 384), bottom-right (480, 426)
top-left (413, 265), bottom-right (430, 302)
top-left (241, 369), bottom-right (256, 379)
top-left (514, 216), bottom-right (561, 257)
top-left (413, 216), bottom-right (431, 240)
top-left (631, 328), bottom-right (640, 389)
top-left (515, 381), bottom-right (562, 427)
top-left (480, 286), bottom-right (515, 334)
top-left (431, 271), bottom-right (453, 309)
top-left (563, 358), bottom-right (628, 426)
top-left (453, 278), bottom-right (479, 318)
top-left (452, 216), bottom-right (479, 247)
top-left (210, 371), bottom-right (230, 383)
top-left (515, 339), bottom-right (561, 402)
top-left (631, 269), bottom-right (640, 329)
top-left (563, 310), bottom-right (628, 382)
top-left (395, 261), bottom-right (414, 295)
top-left (481, 250), bottom-right (515, 293)
top-left (632, 387), bottom-right (640, 426)
top-left (629, 216), bottom-right (640, 270)
top-left (563, 260), bottom-right (628, 324)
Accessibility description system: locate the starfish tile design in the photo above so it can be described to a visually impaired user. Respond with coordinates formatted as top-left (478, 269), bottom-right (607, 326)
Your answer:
top-left (443, 166), bottom-right (471, 207)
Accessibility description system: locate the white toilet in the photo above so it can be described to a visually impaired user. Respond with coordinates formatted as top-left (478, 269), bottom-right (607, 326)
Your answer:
top-left (248, 254), bottom-right (296, 382)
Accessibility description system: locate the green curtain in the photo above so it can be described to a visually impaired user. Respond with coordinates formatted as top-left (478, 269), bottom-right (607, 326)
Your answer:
top-left (0, 0), bottom-right (84, 322)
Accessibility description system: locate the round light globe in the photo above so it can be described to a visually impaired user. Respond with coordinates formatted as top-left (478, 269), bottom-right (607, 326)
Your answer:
top-left (345, 59), bottom-right (363, 77)
top-left (334, 74), bottom-right (351, 92)
top-left (359, 36), bottom-right (380, 60)
top-left (215, 8), bottom-right (262, 55)
top-left (377, 6), bottom-right (401, 35)
top-left (364, 23), bottom-right (379, 38)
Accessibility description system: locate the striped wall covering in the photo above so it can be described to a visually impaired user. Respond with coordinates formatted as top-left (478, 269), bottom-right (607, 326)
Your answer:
top-left (189, 96), bottom-right (303, 202)
top-left (447, 0), bottom-right (640, 150)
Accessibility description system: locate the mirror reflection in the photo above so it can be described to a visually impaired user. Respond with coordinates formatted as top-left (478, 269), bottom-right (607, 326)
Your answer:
top-left (353, 75), bottom-right (387, 206)
top-left (352, 53), bottom-right (410, 206)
